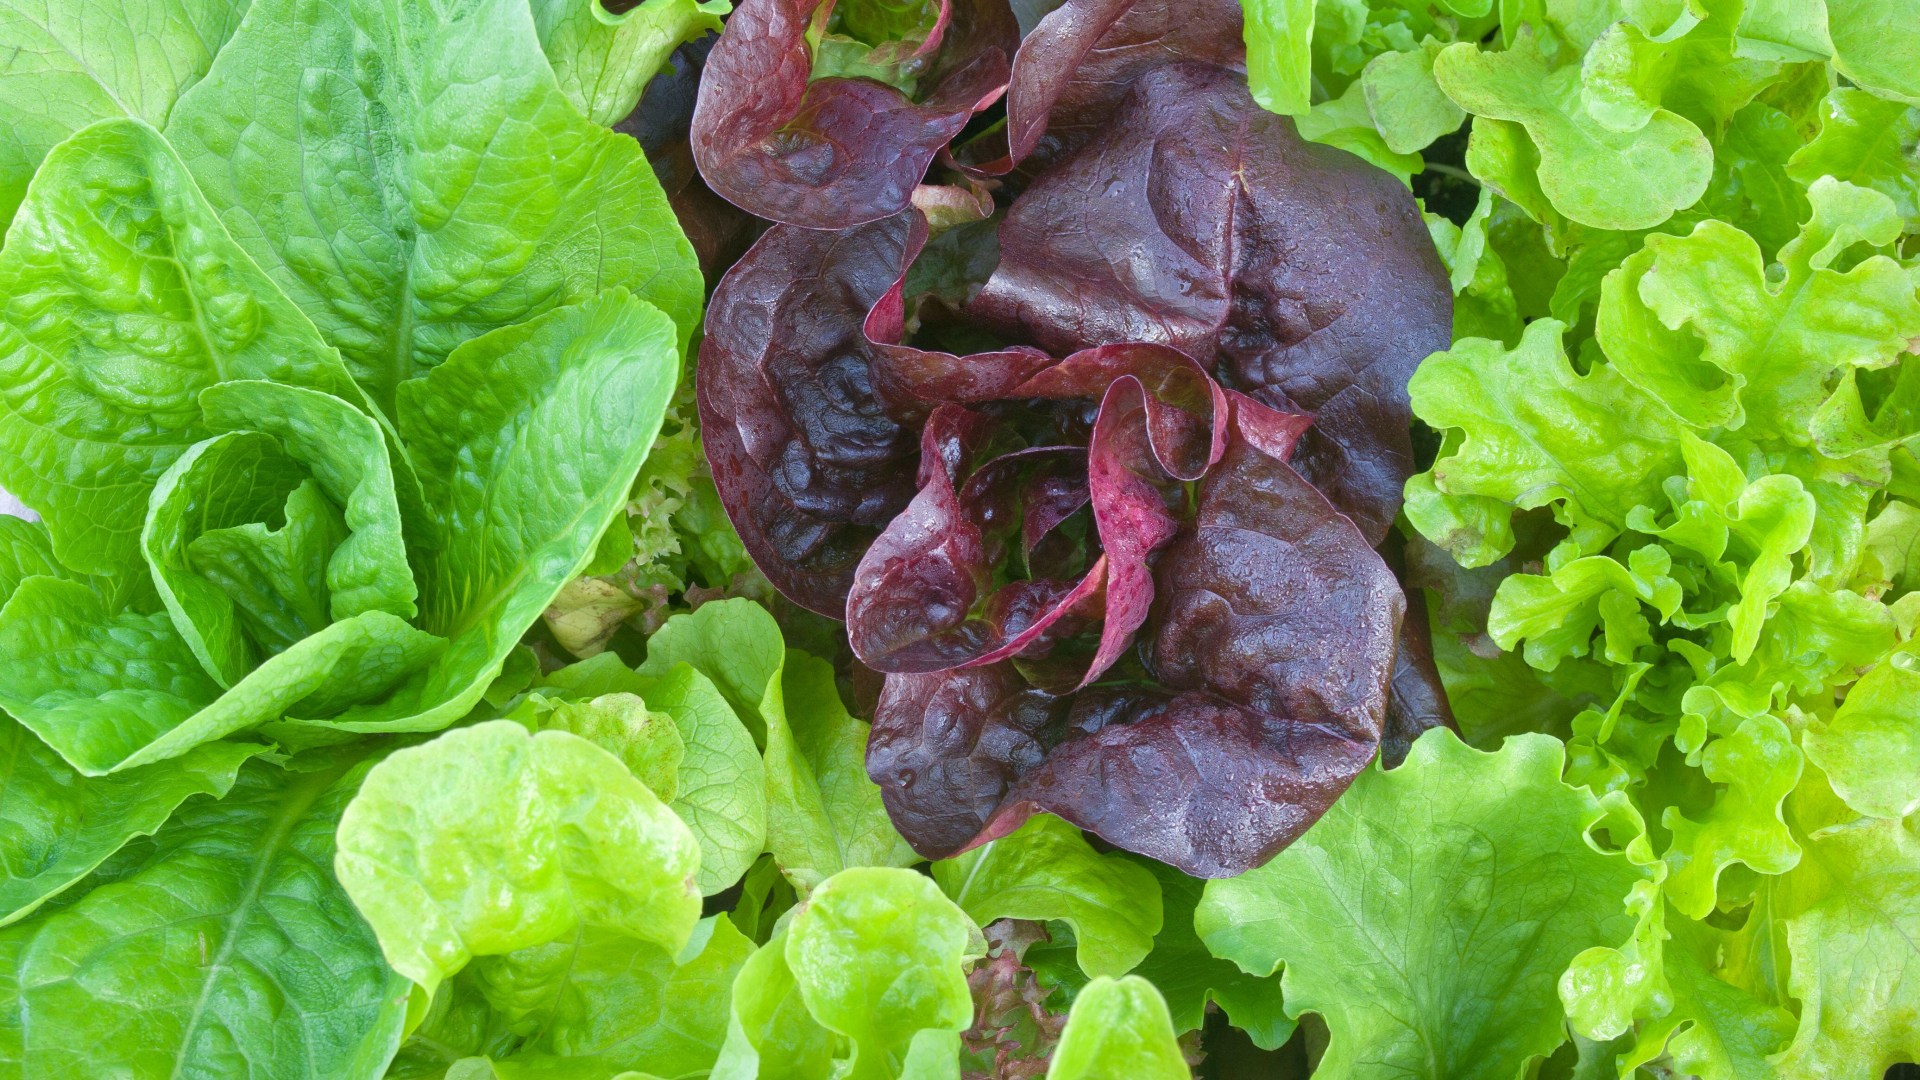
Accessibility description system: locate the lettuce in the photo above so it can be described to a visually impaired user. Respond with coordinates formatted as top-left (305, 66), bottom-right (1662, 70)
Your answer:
top-left (5, 0), bottom-right (1919, 1075)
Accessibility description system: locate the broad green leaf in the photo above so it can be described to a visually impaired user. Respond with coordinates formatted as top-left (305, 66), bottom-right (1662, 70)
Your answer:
top-left (642, 665), bottom-right (767, 896)
top-left (1826, 0), bottom-right (1920, 105)
top-left (313, 292), bottom-right (681, 737)
top-left (1735, 0), bottom-right (1832, 61)
top-left (0, 576), bottom-right (218, 772)
top-left (1662, 715), bottom-right (1803, 919)
top-left (1296, 80), bottom-right (1424, 185)
top-left (1122, 857), bottom-right (1293, 1048)
top-left (1770, 771), bottom-right (1920, 1078)
top-left (1044, 976), bottom-right (1188, 1080)
top-left (543, 653), bottom-right (768, 896)
top-left (710, 926), bottom-right (836, 1080)
top-left (0, 518), bottom-right (69, 602)
top-left (1435, 31), bottom-right (1712, 229)
top-left (0, 573), bottom-right (440, 773)
top-left (640, 600), bottom-right (914, 890)
top-left (334, 721), bottom-right (702, 995)
top-left (0, 718), bottom-right (259, 925)
top-left (785, 867), bottom-right (980, 1080)
top-left (468, 916), bottom-right (754, 1075)
top-left (1241, 0), bottom-right (1316, 116)
top-left (0, 118), bottom-right (359, 575)
top-left (163, 0), bottom-right (703, 410)
top-left (932, 814), bottom-right (1162, 979)
top-left (637, 597), bottom-right (785, 745)
top-left (1804, 645), bottom-right (1920, 818)
top-left (1787, 88), bottom-right (1920, 229)
top-left (0, 756), bottom-right (410, 1078)
top-left (533, 0), bottom-right (729, 127)
top-left (766, 651), bottom-right (920, 891)
top-left (1361, 42), bottom-right (1466, 154)
top-left (0, 0), bottom-right (247, 229)
top-left (1410, 318), bottom-right (1684, 555)
top-left (1196, 729), bottom-right (1646, 1080)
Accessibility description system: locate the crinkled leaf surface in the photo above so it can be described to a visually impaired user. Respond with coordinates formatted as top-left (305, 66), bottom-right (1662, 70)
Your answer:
top-left (541, 652), bottom-right (769, 896)
top-left (334, 721), bottom-right (702, 995)
top-left (534, 0), bottom-right (729, 126)
top-left (784, 867), bottom-right (979, 1080)
top-left (0, 118), bottom-right (359, 575)
top-left (468, 916), bottom-right (754, 1076)
top-left (163, 0), bottom-right (703, 409)
top-left (641, 600), bottom-right (915, 891)
top-left (0, 0), bottom-right (247, 229)
top-left (0, 756), bottom-right (410, 1079)
top-left (317, 292), bottom-right (681, 736)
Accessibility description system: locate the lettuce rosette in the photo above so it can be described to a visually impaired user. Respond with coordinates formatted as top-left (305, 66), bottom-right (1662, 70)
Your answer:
top-left (692, 0), bottom-right (1456, 876)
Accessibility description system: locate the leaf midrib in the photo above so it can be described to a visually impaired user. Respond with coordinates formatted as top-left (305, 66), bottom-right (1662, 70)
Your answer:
top-left (168, 760), bottom-right (349, 1079)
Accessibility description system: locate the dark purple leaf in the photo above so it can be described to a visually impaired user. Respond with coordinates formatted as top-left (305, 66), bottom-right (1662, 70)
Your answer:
top-left (987, 0), bottom-right (1247, 173)
top-left (868, 405), bottom-right (1403, 877)
top-left (845, 406), bottom-right (1102, 673)
top-left (970, 61), bottom-right (1451, 541)
top-left (691, 0), bottom-right (1017, 229)
top-left (697, 213), bottom-right (927, 616)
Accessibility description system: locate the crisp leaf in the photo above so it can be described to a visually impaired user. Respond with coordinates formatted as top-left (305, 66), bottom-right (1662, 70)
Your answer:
top-left (1044, 976), bottom-right (1188, 1080)
top-left (334, 721), bottom-right (702, 994)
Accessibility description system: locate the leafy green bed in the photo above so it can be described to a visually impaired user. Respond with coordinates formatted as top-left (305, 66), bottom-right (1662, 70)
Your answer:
top-left (0, 0), bottom-right (1916, 1078)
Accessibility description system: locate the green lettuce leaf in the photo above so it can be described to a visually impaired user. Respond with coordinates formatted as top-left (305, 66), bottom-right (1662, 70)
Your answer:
top-left (0, 717), bottom-right (261, 925)
top-left (639, 600), bottom-right (915, 891)
top-left (783, 867), bottom-right (980, 1080)
top-left (932, 814), bottom-right (1163, 979)
top-left (0, 118), bottom-right (360, 575)
top-left (0, 0), bottom-right (247, 229)
top-left (1044, 976), bottom-right (1189, 1080)
top-left (162, 0), bottom-right (703, 411)
top-left (308, 291), bottom-right (681, 738)
top-left (533, 0), bottom-right (729, 127)
top-left (1196, 729), bottom-right (1646, 1079)
top-left (333, 720), bottom-right (702, 995)
top-left (0, 755), bottom-right (409, 1078)
top-left (539, 652), bottom-right (768, 896)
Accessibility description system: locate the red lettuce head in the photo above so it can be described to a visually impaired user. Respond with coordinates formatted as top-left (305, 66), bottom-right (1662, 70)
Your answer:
top-left (693, 0), bottom-right (1453, 876)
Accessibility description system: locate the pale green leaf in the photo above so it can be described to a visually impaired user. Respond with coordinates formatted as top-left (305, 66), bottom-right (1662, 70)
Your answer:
top-left (533, 0), bottom-right (729, 127)
top-left (0, 118), bottom-right (359, 575)
top-left (1044, 976), bottom-right (1188, 1080)
top-left (0, 0), bottom-right (248, 229)
top-left (334, 721), bottom-right (702, 994)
